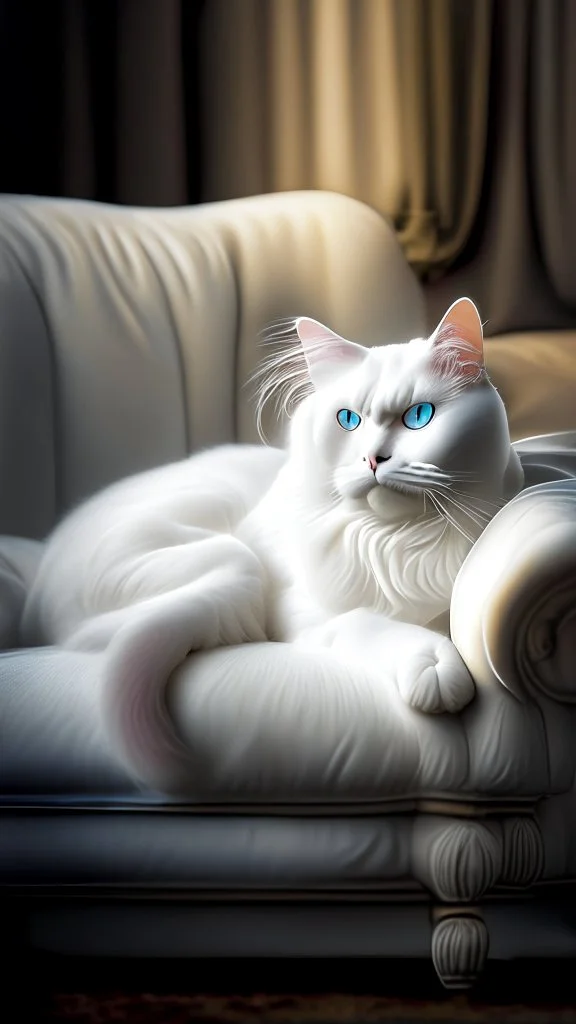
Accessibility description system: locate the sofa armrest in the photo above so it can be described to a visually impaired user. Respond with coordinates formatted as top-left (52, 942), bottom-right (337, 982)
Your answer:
top-left (451, 479), bottom-right (576, 705)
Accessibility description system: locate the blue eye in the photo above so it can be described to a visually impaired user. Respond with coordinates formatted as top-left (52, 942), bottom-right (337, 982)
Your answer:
top-left (336, 408), bottom-right (362, 431)
top-left (402, 402), bottom-right (435, 430)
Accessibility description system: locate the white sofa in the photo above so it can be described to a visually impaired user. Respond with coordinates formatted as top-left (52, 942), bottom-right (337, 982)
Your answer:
top-left (2, 190), bottom-right (576, 989)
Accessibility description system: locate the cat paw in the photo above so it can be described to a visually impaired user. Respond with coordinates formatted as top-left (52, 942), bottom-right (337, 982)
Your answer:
top-left (397, 636), bottom-right (475, 715)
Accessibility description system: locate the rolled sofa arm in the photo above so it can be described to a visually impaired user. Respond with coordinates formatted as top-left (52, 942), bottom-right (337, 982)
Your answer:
top-left (451, 479), bottom-right (576, 705)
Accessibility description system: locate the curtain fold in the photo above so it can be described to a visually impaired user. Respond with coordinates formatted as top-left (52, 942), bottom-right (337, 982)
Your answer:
top-left (531, 0), bottom-right (576, 307)
top-left (201, 0), bottom-right (493, 274)
top-left (63, 0), bottom-right (192, 206)
top-left (0, 0), bottom-right (206, 207)
top-left (426, 0), bottom-right (576, 334)
top-left (201, 0), bottom-right (576, 332)
top-left (1, 0), bottom-right (575, 334)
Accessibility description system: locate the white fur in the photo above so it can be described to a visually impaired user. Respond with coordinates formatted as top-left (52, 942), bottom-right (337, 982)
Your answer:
top-left (21, 301), bottom-right (524, 789)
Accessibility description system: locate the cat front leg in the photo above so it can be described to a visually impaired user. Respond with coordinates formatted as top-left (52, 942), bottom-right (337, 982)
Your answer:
top-left (296, 608), bottom-right (475, 715)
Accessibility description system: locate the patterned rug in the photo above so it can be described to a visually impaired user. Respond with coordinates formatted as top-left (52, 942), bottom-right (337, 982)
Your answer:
top-left (34, 958), bottom-right (576, 1022)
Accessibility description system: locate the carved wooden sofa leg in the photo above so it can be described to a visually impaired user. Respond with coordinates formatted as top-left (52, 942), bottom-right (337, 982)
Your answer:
top-left (499, 815), bottom-right (544, 888)
top-left (430, 906), bottom-right (489, 990)
top-left (412, 816), bottom-right (499, 990)
top-left (412, 812), bottom-right (545, 990)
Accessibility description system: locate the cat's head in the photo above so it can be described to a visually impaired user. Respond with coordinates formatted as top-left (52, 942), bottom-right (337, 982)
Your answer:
top-left (257, 299), bottom-right (523, 534)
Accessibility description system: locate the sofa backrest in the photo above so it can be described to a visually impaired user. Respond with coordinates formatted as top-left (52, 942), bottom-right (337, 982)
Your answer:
top-left (0, 190), bottom-right (426, 538)
top-left (484, 332), bottom-right (576, 442)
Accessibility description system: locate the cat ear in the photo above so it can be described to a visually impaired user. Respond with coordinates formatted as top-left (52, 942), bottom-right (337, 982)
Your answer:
top-left (295, 317), bottom-right (367, 389)
top-left (431, 297), bottom-right (485, 377)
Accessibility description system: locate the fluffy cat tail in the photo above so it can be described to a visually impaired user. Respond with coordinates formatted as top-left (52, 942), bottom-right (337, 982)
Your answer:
top-left (100, 596), bottom-right (199, 793)
top-left (99, 539), bottom-right (268, 794)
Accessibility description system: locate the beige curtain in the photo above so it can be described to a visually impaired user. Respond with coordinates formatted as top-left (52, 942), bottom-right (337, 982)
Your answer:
top-left (532, 0), bottom-right (576, 309)
top-left (200, 0), bottom-right (492, 273)
top-left (426, 0), bottom-right (576, 334)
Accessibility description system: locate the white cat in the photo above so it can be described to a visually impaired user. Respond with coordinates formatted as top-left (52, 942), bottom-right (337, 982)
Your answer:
top-left (21, 297), bottom-right (524, 788)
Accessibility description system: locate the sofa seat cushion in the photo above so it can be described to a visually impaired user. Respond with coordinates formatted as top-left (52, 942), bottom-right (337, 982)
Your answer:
top-left (0, 639), bottom-right (567, 810)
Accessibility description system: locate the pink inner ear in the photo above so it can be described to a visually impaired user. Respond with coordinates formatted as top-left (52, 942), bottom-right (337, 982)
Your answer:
top-left (431, 297), bottom-right (484, 378)
top-left (295, 318), bottom-right (342, 346)
top-left (431, 323), bottom-right (484, 381)
top-left (295, 317), bottom-right (366, 373)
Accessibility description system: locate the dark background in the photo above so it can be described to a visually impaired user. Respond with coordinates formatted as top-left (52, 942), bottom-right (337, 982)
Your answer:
top-left (1, 0), bottom-right (575, 334)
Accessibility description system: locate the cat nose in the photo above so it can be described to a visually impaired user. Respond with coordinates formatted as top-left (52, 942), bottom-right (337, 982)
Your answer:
top-left (365, 454), bottom-right (391, 472)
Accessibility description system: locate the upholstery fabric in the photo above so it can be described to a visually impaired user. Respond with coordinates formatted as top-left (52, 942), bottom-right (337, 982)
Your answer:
top-left (0, 807), bottom-right (571, 890)
top-left (0, 813), bottom-right (415, 888)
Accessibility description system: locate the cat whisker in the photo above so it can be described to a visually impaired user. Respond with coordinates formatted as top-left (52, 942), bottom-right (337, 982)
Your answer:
top-left (427, 483), bottom-right (497, 518)
top-left (423, 491), bottom-right (450, 550)
top-left (425, 490), bottom-right (462, 535)
top-left (437, 472), bottom-right (482, 484)
top-left (423, 477), bottom-right (509, 519)
top-left (430, 489), bottom-right (492, 528)
top-left (426, 491), bottom-right (477, 544)
top-left (389, 465), bottom-right (508, 526)
top-left (410, 470), bottom-right (494, 541)
top-left (398, 463), bottom-right (480, 486)
top-left (443, 486), bottom-right (509, 511)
